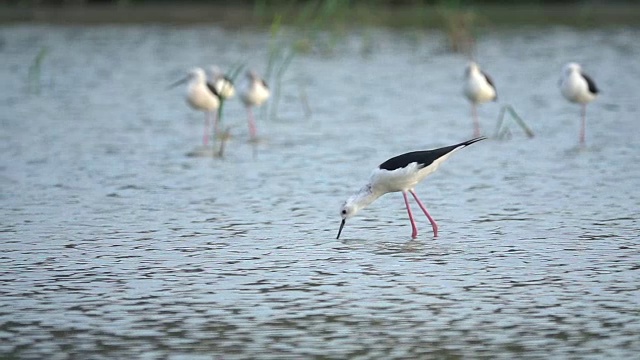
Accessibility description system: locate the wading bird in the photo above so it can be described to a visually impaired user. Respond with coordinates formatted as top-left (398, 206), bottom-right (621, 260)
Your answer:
top-left (463, 62), bottom-right (497, 137)
top-left (170, 67), bottom-right (220, 146)
top-left (208, 65), bottom-right (235, 135)
top-left (239, 70), bottom-right (270, 140)
top-left (209, 65), bottom-right (235, 99)
top-left (337, 137), bottom-right (486, 239)
top-left (559, 62), bottom-right (599, 145)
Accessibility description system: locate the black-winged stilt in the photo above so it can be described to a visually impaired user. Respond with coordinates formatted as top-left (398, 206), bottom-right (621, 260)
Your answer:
top-left (337, 137), bottom-right (486, 240)
top-left (208, 65), bottom-right (235, 135)
top-left (559, 62), bottom-right (599, 145)
top-left (239, 70), bottom-right (270, 140)
top-left (170, 67), bottom-right (221, 146)
top-left (463, 62), bottom-right (497, 137)
top-left (209, 65), bottom-right (236, 99)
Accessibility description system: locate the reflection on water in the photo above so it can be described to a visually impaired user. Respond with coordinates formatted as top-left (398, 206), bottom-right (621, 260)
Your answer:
top-left (1, 25), bottom-right (640, 358)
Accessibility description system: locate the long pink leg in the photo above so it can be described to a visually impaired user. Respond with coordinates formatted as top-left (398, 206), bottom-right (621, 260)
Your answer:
top-left (402, 191), bottom-right (419, 239)
top-left (247, 106), bottom-right (258, 140)
top-left (472, 104), bottom-right (481, 137)
top-left (202, 112), bottom-right (211, 146)
top-left (409, 189), bottom-right (438, 237)
top-left (579, 104), bottom-right (586, 145)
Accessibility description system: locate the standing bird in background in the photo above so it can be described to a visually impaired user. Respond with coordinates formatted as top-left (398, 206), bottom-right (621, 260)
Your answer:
top-left (239, 70), bottom-right (270, 141)
top-left (170, 67), bottom-right (220, 147)
top-left (208, 65), bottom-right (235, 136)
top-left (209, 66), bottom-right (235, 99)
top-left (559, 62), bottom-right (599, 145)
top-left (337, 137), bottom-right (486, 240)
top-left (463, 61), bottom-right (497, 137)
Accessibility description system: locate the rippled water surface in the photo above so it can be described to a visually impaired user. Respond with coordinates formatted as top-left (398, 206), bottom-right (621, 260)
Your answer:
top-left (2, 24), bottom-right (640, 358)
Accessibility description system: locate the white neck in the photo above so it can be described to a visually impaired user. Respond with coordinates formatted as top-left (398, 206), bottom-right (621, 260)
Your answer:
top-left (347, 183), bottom-right (383, 213)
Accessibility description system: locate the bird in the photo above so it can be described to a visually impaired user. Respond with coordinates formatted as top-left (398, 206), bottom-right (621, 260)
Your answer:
top-left (337, 137), bottom-right (486, 240)
top-left (170, 67), bottom-right (221, 147)
top-left (559, 62), bottom-right (599, 145)
top-left (463, 61), bottom-right (497, 137)
top-left (209, 66), bottom-right (235, 99)
top-left (239, 70), bottom-right (270, 140)
top-left (208, 65), bottom-right (235, 135)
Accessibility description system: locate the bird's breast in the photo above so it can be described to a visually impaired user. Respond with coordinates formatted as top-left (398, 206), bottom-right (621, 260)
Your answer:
top-left (188, 86), bottom-right (219, 111)
top-left (464, 76), bottom-right (496, 104)
top-left (561, 76), bottom-right (596, 104)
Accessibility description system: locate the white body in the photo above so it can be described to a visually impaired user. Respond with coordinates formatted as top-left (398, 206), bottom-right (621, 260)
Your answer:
top-left (240, 71), bottom-right (270, 107)
top-left (341, 148), bottom-right (463, 219)
top-left (560, 62), bottom-right (596, 104)
top-left (463, 62), bottom-right (496, 104)
top-left (209, 66), bottom-right (235, 100)
top-left (187, 68), bottom-right (219, 111)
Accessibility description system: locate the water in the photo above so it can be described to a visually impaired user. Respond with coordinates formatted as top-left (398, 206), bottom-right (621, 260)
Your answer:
top-left (1, 24), bottom-right (640, 358)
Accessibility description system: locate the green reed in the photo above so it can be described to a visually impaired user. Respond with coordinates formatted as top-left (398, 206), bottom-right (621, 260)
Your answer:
top-left (28, 47), bottom-right (49, 94)
top-left (494, 105), bottom-right (535, 139)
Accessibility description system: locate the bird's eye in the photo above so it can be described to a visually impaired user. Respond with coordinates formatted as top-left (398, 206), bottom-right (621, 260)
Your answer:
top-left (341, 209), bottom-right (347, 215)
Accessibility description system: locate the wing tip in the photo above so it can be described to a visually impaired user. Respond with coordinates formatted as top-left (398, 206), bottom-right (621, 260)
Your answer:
top-left (462, 136), bottom-right (487, 147)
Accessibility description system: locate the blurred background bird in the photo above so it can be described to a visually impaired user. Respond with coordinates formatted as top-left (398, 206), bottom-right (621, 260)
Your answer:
top-left (463, 61), bottom-right (497, 137)
top-left (170, 67), bottom-right (221, 147)
top-left (239, 70), bottom-right (270, 141)
top-left (208, 65), bottom-right (235, 137)
top-left (559, 62), bottom-right (599, 145)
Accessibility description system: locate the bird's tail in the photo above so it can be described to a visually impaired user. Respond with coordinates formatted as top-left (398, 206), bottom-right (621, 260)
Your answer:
top-left (456, 136), bottom-right (487, 148)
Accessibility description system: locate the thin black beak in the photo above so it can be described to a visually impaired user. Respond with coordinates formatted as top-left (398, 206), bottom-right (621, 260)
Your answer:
top-left (336, 219), bottom-right (346, 239)
top-left (167, 76), bottom-right (188, 90)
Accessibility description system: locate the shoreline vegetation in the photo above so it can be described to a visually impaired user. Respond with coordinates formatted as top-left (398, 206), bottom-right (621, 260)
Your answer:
top-left (2, 2), bottom-right (640, 27)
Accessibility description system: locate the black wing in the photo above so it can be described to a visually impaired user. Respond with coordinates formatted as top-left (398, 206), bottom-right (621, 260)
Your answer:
top-left (206, 82), bottom-right (221, 99)
top-left (378, 137), bottom-right (486, 171)
top-left (481, 70), bottom-right (498, 100)
top-left (582, 72), bottom-right (599, 95)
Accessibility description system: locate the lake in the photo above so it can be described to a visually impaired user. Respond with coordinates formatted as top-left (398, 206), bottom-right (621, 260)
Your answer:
top-left (1, 24), bottom-right (639, 358)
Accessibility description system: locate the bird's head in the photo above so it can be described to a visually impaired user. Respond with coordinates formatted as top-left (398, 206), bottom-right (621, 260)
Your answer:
top-left (563, 62), bottom-right (581, 76)
top-left (336, 185), bottom-right (376, 239)
top-left (246, 70), bottom-right (262, 81)
top-left (337, 200), bottom-right (359, 240)
top-left (340, 200), bottom-right (359, 220)
top-left (189, 67), bottom-right (207, 82)
top-left (465, 61), bottom-right (480, 76)
top-left (168, 67), bottom-right (205, 90)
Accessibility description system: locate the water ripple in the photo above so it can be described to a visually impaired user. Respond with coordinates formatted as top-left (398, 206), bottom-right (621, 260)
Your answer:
top-left (1, 25), bottom-right (640, 359)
